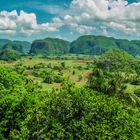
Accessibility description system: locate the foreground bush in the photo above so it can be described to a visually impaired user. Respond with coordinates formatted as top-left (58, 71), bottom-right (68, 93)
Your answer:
top-left (21, 86), bottom-right (140, 139)
top-left (0, 67), bottom-right (140, 139)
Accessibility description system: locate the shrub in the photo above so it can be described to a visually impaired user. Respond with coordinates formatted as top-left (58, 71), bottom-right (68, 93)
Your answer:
top-left (134, 88), bottom-right (140, 97)
top-left (44, 74), bottom-right (54, 84)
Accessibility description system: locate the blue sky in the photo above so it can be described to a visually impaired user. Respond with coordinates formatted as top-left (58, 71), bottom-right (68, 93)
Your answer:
top-left (0, 0), bottom-right (140, 41)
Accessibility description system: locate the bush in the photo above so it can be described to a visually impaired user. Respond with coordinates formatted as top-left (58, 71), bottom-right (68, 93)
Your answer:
top-left (88, 68), bottom-right (126, 95)
top-left (0, 66), bottom-right (40, 139)
top-left (131, 76), bottom-right (140, 85)
top-left (44, 74), bottom-right (54, 84)
top-left (134, 88), bottom-right (140, 97)
top-left (21, 86), bottom-right (140, 139)
top-left (97, 49), bottom-right (134, 72)
top-left (33, 63), bottom-right (45, 69)
top-left (44, 73), bottom-right (63, 84)
top-left (54, 75), bottom-right (63, 83)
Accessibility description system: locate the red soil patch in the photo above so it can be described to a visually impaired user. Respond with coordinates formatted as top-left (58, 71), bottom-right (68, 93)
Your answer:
top-left (73, 60), bottom-right (89, 64)
top-left (84, 71), bottom-right (92, 78)
top-left (52, 84), bottom-right (61, 89)
top-left (24, 70), bottom-right (33, 76)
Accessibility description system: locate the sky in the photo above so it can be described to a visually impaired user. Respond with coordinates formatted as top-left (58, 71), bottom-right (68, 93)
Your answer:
top-left (0, 0), bottom-right (140, 41)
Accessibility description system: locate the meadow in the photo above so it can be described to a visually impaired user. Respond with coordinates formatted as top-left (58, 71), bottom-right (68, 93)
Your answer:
top-left (0, 53), bottom-right (139, 93)
top-left (0, 54), bottom-right (93, 91)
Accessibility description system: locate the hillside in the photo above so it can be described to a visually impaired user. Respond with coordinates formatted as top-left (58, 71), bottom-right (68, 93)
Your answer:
top-left (0, 39), bottom-right (11, 51)
top-left (0, 49), bottom-right (20, 61)
top-left (70, 35), bottom-right (140, 56)
top-left (13, 41), bottom-right (31, 54)
top-left (0, 39), bottom-right (31, 54)
top-left (0, 35), bottom-right (140, 56)
top-left (30, 38), bottom-right (70, 56)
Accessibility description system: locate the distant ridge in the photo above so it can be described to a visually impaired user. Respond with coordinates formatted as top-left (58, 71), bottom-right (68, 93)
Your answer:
top-left (29, 38), bottom-right (70, 56)
top-left (29, 35), bottom-right (140, 56)
top-left (70, 35), bottom-right (140, 56)
top-left (1, 35), bottom-right (140, 56)
top-left (0, 39), bottom-right (31, 54)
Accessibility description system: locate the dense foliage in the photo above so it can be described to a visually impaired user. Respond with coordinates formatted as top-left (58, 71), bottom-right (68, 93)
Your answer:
top-left (0, 49), bottom-right (140, 139)
top-left (97, 49), bottom-right (134, 72)
top-left (0, 67), bottom-right (140, 139)
top-left (88, 50), bottom-right (140, 105)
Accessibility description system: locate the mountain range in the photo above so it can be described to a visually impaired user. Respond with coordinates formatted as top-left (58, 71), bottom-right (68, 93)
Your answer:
top-left (0, 39), bottom-right (31, 54)
top-left (0, 35), bottom-right (140, 56)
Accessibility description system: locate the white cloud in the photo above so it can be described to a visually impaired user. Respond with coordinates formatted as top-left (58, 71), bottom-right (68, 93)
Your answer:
top-left (108, 22), bottom-right (137, 34)
top-left (1, 0), bottom-right (140, 40)
top-left (0, 10), bottom-right (17, 31)
top-left (40, 17), bottom-right (64, 32)
top-left (0, 10), bottom-right (64, 37)
top-left (75, 25), bottom-right (95, 34)
top-left (61, 0), bottom-right (140, 38)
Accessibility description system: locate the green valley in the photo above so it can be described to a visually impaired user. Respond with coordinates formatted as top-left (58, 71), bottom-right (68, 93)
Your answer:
top-left (0, 36), bottom-right (140, 139)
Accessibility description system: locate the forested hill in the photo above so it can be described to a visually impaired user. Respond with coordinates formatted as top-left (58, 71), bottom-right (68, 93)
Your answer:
top-left (0, 39), bottom-right (11, 50)
top-left (1, 35), bottom-right (140, 56)
top-left (29, 38), bottom-right (70, 56)
top-left (29, 35), bottom-right (140, 56)
top-left (70, 35), bottom-right (140, 56)
top-left (0, 39), bottom-right (31, 54)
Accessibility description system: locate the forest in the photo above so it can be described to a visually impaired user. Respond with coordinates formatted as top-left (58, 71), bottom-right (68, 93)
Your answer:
top-left (0, 42), bottom-right (140, 139)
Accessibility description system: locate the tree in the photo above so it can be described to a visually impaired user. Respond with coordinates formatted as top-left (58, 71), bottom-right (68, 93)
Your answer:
top-left (97, 49), bottom-right (134, 72)
top-left (88, 66), bottom-right (127, 96)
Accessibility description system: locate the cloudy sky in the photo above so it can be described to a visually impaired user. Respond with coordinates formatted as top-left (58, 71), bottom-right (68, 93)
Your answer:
top-left (0, 0), bottom-right (140, 41)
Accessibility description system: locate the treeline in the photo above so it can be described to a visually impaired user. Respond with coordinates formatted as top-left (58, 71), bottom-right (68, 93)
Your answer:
top-left (0, 49), bottom-right (140, 139)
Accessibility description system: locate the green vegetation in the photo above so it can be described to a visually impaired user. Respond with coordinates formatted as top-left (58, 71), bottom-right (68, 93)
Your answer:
top-left (0, 49), bottom-right (20, 61)
top-left (1, 35), bottom-right (140, 59)
top-left (30, 38), bottom-right (70, 56)
top-left (0, 64), bottom-right (140, 139)
top-left (0, 39), bottom-right (140, 140)
top-left (70, 35), bottom-right (140, 56)
top-left (97, 49), bottom-right (134, 72)
top-left (88, 49), bottom-right (140, 106)
top-left (0, 39), bottom-right (11, 51)
top-left (0, 39), bottom-right (31, 54)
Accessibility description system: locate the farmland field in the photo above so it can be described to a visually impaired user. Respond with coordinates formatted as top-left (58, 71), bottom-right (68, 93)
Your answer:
top-left (0, 54), bottom-right (139, 93)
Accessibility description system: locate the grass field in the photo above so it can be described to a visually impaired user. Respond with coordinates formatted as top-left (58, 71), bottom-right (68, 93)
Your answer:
top-left (0, 55), bottom-right (93, 91)
top-left (0, 55), bottom-right (140, 93)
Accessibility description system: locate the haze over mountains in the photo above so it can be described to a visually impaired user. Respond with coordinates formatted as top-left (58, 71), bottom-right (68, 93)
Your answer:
top-left (0, 35), bottom-right (140, 56)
